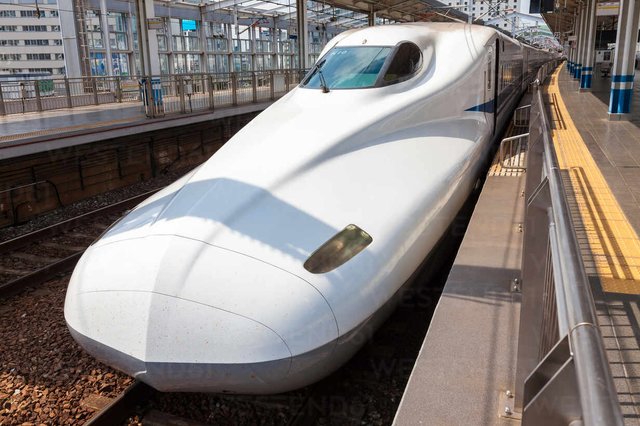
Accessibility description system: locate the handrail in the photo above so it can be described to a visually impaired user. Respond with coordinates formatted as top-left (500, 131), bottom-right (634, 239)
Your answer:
top-left (515, 62), bottom-right (623, 425)
top-left (536, 84), bottom-right (623, 426)
top-left (0, 69), bottom-right (308, 117)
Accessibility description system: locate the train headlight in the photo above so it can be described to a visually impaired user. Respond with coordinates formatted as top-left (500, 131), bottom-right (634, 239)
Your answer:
top-left (303, 224), bottom-right (372, 274)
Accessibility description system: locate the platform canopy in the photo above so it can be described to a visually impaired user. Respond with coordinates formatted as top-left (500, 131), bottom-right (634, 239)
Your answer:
top-left (205, 0), bottom-right (472, 27)
top-left (539, 0), bottom-right (579, 38)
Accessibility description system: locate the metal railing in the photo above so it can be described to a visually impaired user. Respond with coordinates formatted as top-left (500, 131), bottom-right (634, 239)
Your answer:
top-left (515, 62), bottom-right (624, 425)
top-left (0, 69), bottom-right (307, 118)
top-left (499, 133), bottom-right (529, 171)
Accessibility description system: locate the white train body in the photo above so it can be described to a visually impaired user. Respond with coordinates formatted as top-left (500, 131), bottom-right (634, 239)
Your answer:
top-left (65, 23), bottom-right (551, 394)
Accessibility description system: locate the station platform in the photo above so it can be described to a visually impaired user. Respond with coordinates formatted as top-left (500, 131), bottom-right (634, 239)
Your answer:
top-left (0, 101), bottom-right (273, 160)
top-left (394, 65), bottom-right (640, 424)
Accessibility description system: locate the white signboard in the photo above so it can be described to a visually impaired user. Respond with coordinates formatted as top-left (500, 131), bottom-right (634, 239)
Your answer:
top-left (147, 18), bottom-right (164, 30)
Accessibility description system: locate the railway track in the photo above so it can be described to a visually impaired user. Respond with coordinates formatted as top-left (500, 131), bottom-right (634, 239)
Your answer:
top-left (0, 190), bottom-right (158, 298)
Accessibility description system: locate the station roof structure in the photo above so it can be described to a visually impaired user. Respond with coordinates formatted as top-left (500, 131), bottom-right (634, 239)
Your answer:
top-left (205, 0), bottom-right (472, 27)
top-left (538, 0), bottom-right (579, 40)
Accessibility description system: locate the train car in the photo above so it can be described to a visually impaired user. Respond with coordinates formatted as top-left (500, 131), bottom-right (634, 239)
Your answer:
top-left (65, 22), bottom-right (553, 394)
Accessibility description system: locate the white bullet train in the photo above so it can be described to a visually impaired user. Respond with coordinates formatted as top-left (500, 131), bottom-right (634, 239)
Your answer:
top-left (65, 23), bottom-right (552, 394)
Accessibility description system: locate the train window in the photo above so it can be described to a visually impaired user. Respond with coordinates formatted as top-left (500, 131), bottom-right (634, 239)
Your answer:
top-left (380, 42), bottom-right (422, 86)
top-left (301, 46), bottom-right (392, 90)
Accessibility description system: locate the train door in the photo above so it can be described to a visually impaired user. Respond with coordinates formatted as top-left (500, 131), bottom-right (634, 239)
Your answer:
top-left (485, 45), bottom-right (496, 133)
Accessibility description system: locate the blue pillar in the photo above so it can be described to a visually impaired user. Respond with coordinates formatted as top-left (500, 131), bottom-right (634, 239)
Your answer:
top-left (574, 4), bottom-right (587, 80)
top-left (609, 0), bottom-right (640, 118)
top-left (580, 67), bottom-right (593, 89)
top-left (579, 0), bottom-right (597, 90)
top-left (609, 75), bottom-right (634, 114)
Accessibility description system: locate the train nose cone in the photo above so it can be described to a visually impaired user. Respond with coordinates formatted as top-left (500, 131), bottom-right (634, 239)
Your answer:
top-left (64, 235), bottom-right (338, 393)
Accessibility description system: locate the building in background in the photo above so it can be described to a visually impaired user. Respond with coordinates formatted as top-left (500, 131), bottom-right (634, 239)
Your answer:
top-left (443, 0), bottom-right (520, 24)
top-left (0, 0), bottom-right (376, 78)
top-left (485, 11), bottom-right (558, 46)
top-left (0, 0), bottom-right (557, 78)
top-left (0, 0), bottom-right (66, 76)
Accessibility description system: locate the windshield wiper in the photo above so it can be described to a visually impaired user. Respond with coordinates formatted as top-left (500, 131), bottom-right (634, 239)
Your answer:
top-left (311, 59), bottom-right (330, 93)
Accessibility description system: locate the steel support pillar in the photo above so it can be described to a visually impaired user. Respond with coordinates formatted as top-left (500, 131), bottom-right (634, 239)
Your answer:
top-left (580, 0), bottom-right (597, 90)
top-left (568, 42), bottom-right (574, 74)
top-left (609, 0), bottom-right (640, 118)
top-left (99, 0), bottom-right (114, 76)
top-left (575, 4), bottom-right (587, 80)
top-left (58, 0), bottom-right (82, 77)
top-left (368, 4), bottom-right (376, 26)
top-left (135, 0), bottom-right (161, 76)
top-left (568, 14), bottom-right (578, 74)
top-left (296, 0), bottom-right (308, 69)
top-left (199, 5), bottom-right (209, 74)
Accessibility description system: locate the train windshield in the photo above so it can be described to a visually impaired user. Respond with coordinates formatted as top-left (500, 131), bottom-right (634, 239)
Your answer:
top-left (302, 46), bottom-right (392, 89)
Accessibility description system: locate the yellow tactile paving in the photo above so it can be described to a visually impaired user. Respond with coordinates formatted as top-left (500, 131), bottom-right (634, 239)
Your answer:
top-left (547, 67), bottom-right (640, 294)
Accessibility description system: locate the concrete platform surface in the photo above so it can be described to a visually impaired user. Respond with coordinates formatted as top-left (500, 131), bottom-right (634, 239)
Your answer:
top-left (393, 172), bottom-right (525, 425)
top-left (0, 102), bottom-right (272, 160)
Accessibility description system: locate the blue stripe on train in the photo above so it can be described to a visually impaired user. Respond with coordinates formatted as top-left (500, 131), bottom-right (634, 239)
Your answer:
top-left (465, 99), bottom-right (495, 113)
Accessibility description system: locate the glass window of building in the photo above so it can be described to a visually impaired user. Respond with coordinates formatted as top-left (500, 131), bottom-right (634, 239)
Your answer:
top-left (27, 53), bottom-right (52, 60)
top-left (207, 54), bottom-right (229, 73)
top-left (171, 18), bottom-right (200, 52)
top-left (157, 19), bottom-right (167, 51)
top-left (159, 54), bottom-right (169, 74)
top-left (253, 26), bottom-right (273, 53)
top-left (90, 52), bottom-right (107, 75)
top-left (131, 14), bottom-right (139, 51)
top-left (233, 54), bottom-right (251, 72)
top-left (205, 22), bottom-right (228, 52)
top-left (111, 53), bottom-right (129, 75)
top-left (0, 11), bottom-right (16, 17)
top-left (85, 11), bottom-right (103, 49)
top-left (173, 53), bottom-right (200, 73)
top-left (108, 12), bottom-right (128, 51)
top-left (254, 55), bottom-right (274, 71)
top-left (25, 39), bottom-right (48, 46)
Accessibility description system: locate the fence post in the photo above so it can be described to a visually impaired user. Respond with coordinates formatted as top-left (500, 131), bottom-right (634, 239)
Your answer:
top-left (34, 81), bottom-right (43, 112)
top-left (0, 83), bottom-right (5, 116)
top-left (285, 71), bottom-right (291, 91)
top-left (92, 78), bottom-right (99, 105)
top-left (178, 76), bottom-right (186, 114)
top-left (116, 76), bottom-right (122, 102)
top-left (64, 77), bottom-right (72, 108)
top-left (146, 77), bottom-right (156, 118)
top-left (231, 72), bottom-right (238, 106)
top-left (208, 75), bottom-right (215, 111)
top-left (270, 71), bottom-right (275, 101)
top-left (252, 72), bottom-right (258, 103)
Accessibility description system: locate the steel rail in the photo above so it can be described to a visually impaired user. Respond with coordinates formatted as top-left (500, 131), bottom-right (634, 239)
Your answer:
top-left (0, 189), bottom-right (159, 255)
top-left (0, 189), bottom-right (159, 297)
top-left (83, 381), bottom-right (154, 426)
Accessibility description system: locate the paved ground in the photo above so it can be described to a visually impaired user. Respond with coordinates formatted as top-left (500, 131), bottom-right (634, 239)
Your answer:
top-left (0, 103), bottom-right (146, 140)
